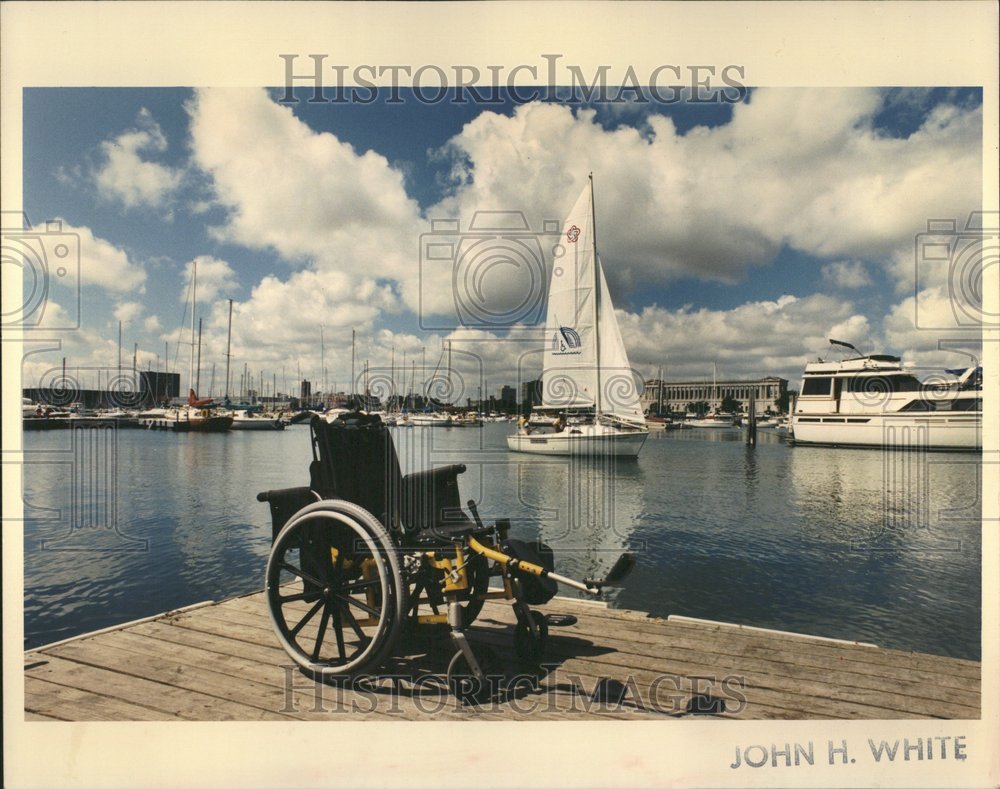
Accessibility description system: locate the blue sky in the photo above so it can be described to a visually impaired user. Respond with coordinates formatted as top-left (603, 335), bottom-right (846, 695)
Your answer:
top-left (21, 86), bottom-right (983, 399)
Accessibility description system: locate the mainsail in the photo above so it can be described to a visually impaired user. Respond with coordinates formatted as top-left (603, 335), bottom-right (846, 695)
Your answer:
top-left (540, 178), bottom-right (644, 424)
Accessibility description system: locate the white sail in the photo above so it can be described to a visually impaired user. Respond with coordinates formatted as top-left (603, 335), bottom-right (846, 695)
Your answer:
top-left (541, 183), bottom-right (599, 410)
top-left (596, 256), bottom-right (645, 424)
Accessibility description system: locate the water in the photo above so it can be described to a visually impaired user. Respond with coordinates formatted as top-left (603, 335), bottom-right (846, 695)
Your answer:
top-left (22, 423), bottom-right (982, 659)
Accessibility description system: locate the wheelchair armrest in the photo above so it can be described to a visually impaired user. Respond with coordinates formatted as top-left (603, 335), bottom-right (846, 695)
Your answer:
top-left (402, 464), bottom-right (466, 485)
top-left (256, 486), bottom-right (318, 542)
top-left (257, 486), bottom-right (314, 503)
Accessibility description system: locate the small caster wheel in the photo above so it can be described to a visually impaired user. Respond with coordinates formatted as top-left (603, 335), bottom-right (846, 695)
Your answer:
top-left (447, 644), bottom-right (500, 705)
top-left (514, 610), bottom-right (549, 663)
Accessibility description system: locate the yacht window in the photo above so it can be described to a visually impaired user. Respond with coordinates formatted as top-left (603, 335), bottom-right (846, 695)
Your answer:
top-left (801, 377), bottom-right (832, 395)
top-left (900, 397), bottom-right (981, 412)
top-left (845, 374), bottom-right (922, 393)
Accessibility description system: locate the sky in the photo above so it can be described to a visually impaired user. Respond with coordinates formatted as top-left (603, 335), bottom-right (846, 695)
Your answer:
top-left (18, 85), bottom-right (984, 403)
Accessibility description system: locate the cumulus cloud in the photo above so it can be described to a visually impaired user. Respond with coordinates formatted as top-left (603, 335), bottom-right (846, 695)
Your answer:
top-left (187, 88), bottom-right (421, 276)
top-left (113, 301), bottom-right (143, 323)
top-left (94, 108), bottom-right (184, 209)
top-left (180, 255), bottom-right (239, 304)
top-left (428, 89), bottom-right (980, 300)
top-left (53, 221), bottom-right (147, 293)
top-left (617, 294), bottom-right (871, 382)
top-left (821, 260), bottom-right (872, 290)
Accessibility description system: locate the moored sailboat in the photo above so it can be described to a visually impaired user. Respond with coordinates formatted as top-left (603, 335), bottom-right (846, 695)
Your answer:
top-left (507, 176), bottom-right (648, 457)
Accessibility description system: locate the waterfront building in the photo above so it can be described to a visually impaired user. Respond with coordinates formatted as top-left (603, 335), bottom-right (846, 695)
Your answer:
top-left (642, 375), bottom-right (788, 415)
top-left (520, 378), bottom-right (543, 407)
top-left (499, 385), bottom-right (518, 408)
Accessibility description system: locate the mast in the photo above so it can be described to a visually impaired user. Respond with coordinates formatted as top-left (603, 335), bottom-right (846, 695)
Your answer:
top-left (657, 365), bottom-right (663, 414)
top-left (447, 340), bottom-right (452, 405)
top-left (320, 325), bottom-right (326, 405)
top-left (589, 173), bottom-right (602, 415)
top-left (196, 317), bottom-right (203, 396)
top-left (189, 258), bottom-right (197, 396)
top-left (224, 299), bottom-right (233, 401)
top-left (351, 329), bottom-right (356, 406)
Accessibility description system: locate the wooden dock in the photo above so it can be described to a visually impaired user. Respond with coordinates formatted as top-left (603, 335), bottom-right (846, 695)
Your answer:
top-left (23, 592), bottom-right (980, 721)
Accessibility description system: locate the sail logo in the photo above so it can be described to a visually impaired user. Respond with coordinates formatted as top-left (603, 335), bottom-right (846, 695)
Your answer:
top-left (566, 225), bottom-right (581, 243)
top-left (552, 326), bottom-right (583, 355)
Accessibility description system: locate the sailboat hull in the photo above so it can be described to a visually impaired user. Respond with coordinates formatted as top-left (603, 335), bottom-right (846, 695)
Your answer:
top-left (506, 427), bottom-right (648, 457)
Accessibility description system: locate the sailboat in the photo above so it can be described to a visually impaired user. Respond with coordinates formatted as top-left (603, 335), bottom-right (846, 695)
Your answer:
top-left (507, 176), bottom-right (648, 457)
top-left (687, 363), bottom-right (736, 428)
top-left (139, 259), bottom-right (232, 432)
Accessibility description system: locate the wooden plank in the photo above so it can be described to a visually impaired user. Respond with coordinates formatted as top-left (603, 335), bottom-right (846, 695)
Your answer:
top-left (469, 629), bottom-right (934, 720)
top-left (536, 603), bottom-right (982, 677)
top-left (472, 612), bottom-right (981, 709)
top-left (24, 711), bottom-right (63, 721)
top-left (24, 654), bottom-right (292, 721)
top-left (24, 676), bottom-right (178, 721)
top-left (479, 603), bottom-right (981, 683)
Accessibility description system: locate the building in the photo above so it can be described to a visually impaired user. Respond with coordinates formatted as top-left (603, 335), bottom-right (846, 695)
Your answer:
top-left (520, 378), bottom-right (543, 407)
top-left (139, 371), bottom-right (179, 405)
top-left (499, 385), bottom-right (518, 408)
top-left (643, 375), bottom-right (788, 415)
top-left (300, 379), bottom-right (311, 401)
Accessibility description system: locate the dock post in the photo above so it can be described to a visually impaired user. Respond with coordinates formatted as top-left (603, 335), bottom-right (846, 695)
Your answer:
top-left (746, 393), bottom-right (757, 445)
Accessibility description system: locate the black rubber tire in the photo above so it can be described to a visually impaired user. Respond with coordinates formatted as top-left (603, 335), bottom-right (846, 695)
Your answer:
top-left (265, 499), bottom-right (406, 678)
top-left (513, 610), bottom-right (549, 663)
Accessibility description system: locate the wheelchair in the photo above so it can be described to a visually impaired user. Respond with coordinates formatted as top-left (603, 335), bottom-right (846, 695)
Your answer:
top-left (257, 413), bottom-right (635, 693)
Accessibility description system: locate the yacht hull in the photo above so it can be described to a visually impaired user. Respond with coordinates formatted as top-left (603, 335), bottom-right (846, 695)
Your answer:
top-left (791, 413), bottom-right (980, 450)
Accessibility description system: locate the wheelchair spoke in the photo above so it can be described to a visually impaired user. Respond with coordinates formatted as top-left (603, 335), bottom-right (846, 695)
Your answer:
top-left (340, 603), bottom-right (370, 645)
top-left (337, 578), bottom-right (382, 594)
top-left (289, 597), bottom-right (325, 637)
top-left (337, 593), bottom-right (379, 618)
top-left (331, 602), bottom-right (347, 662)
top-left (279, 589), bottom-right (322, 604)
top-left (311, 602), bottom-right (331, 662)
top-left (280, 561), bottom-right (325, 590)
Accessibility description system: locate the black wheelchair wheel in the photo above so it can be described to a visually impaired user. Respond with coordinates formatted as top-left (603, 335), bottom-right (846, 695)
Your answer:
top-left (513, 610), bottom-right (549, 663)
top-left (265, 499), bottom-right (406, 678)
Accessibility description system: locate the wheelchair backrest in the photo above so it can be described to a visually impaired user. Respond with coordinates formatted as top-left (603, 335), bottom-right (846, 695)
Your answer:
top-left (309, 413), bottom-right (403, 534)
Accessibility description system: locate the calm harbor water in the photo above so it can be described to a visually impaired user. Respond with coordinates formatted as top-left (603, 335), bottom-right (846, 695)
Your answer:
top-left (22, 423), bottom-right (982, 659)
